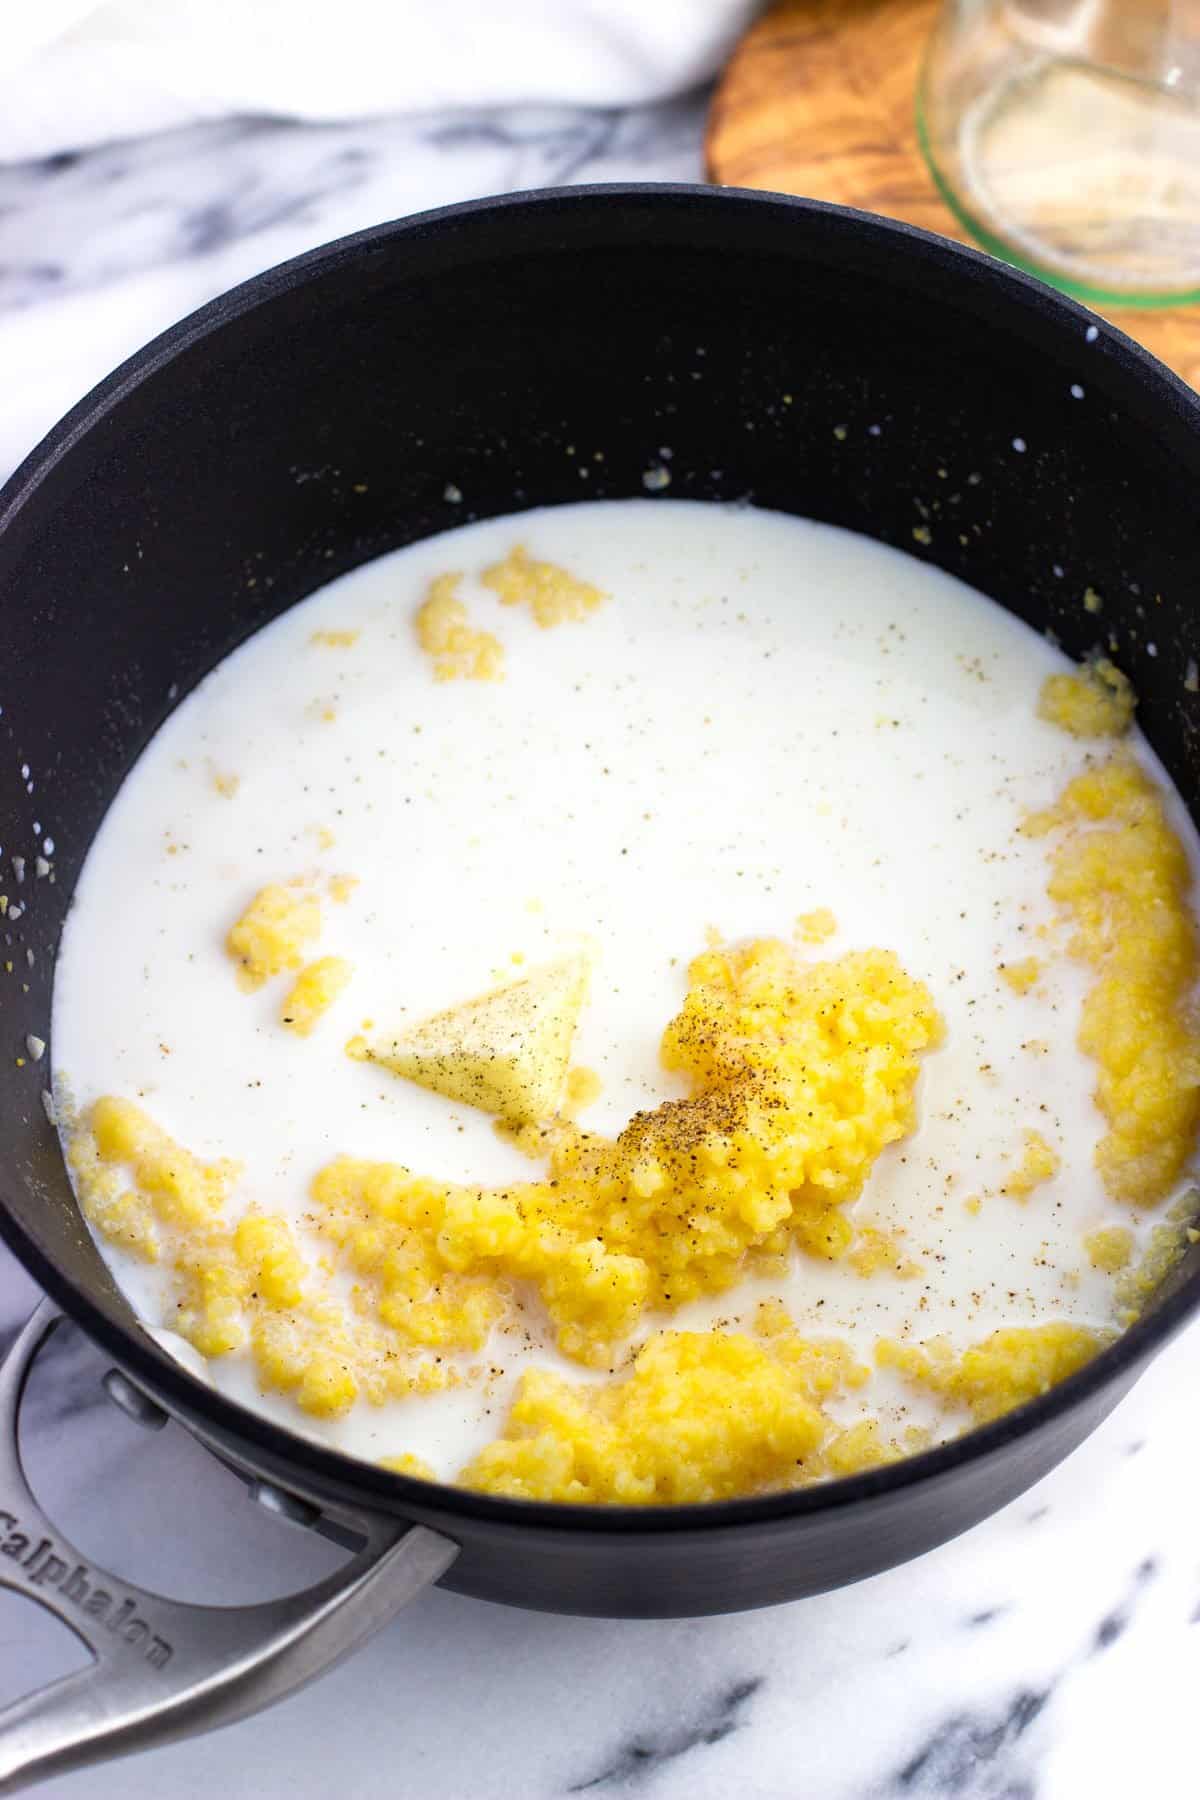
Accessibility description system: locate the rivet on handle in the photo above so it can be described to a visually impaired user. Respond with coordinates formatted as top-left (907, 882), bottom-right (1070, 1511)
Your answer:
top-left (249, 1480), bottom-right (322, 1530)
top-left (102, 1369), bottom-right (168, 1431)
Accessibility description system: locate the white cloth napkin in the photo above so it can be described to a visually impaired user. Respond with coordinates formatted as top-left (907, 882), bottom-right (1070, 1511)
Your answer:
top-left (0, 0), bottom-right (758, 162)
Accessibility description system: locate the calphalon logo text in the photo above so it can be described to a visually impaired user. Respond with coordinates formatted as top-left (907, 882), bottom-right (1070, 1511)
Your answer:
top-left (0, 1511), bottom-right (172, 1668)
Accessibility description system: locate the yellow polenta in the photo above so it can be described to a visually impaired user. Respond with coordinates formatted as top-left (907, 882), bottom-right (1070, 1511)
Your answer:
top-left (68, 938), bottom-right (940, 1419)
top-left (67, 1098), bottom-right (474, 1414)
top-left (68, 754), bottom-right (1200, 1497)
top-left (1025, 757), bottom-right (1200, 1206)
top-left (281, 956), bottom-right (352, 1036)
top-left (998, 956), bottom-right (1040, 994)
top-left (877, 1324), bottom-right (1108, 1423)
top-left (316, 940), bottom-right (942, 1365)
top-left (1037, 660), bottom-right (1135, 738)
top-left (68, 1093), bottom-right (235, 1263)
top-left (227, 884), bottom-right (322, 990)
top-left (458, 1310), bottom-right (1105, 1501)
top-left (1083, 1225), bottom-right (1133, 1273)
top-left (414, 573), bottom-right (504, 681)
top-left (461, 1307), bottom-right (879, 1504)
top-left (1001, 1129), bottom-right (1060, 1200)
top-left (481, 544), bottom-right (605, 627)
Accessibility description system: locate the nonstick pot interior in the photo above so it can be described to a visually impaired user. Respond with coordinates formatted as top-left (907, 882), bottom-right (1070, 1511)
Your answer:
top-left (1, 186), bottom-right (1199, 1618)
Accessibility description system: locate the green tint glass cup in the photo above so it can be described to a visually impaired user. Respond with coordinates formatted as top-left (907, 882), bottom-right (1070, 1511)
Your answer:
top-left (918, 0), bottom-right (1200, 303)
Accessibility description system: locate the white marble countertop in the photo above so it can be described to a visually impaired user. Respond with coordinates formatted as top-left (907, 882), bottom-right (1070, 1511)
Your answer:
top-left (2, 96), bottom-right (1199, 1799)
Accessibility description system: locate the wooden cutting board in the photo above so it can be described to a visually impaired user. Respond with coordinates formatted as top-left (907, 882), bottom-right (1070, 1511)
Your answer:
top-left (705, 0), bottom-right (1200, 389)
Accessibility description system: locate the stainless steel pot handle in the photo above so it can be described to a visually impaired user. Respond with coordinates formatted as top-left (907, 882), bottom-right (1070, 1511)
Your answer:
top-left (0, 1301), bottom-right (459, 1793)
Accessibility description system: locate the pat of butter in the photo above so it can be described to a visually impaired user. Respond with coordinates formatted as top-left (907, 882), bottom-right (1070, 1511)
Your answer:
top-left (348, 953), bottom-right (589, 1123)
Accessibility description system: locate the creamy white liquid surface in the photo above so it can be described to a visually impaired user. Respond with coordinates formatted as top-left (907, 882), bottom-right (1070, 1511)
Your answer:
top-left (51, 500), bottom-right (1194, 1475)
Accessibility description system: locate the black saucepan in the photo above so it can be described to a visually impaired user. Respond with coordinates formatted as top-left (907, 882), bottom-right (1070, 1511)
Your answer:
top-left (0, 187), bottom-right (1197, 1788)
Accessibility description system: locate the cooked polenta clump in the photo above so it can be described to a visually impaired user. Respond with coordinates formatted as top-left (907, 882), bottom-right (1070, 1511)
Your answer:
top-left (877, 1323), bottom-right (1109, 1423)
top-left (380, 1451), bottom-right (438, 1480)
top-left (65, 1096), bottom-right (472, 1415)
top-left (315, 939), bottom-right (942, 1365)
top-left (848, 1226), bottom-right (922, 1279)
top-left (1084, 1225), bottom-right (1134, 1273)
top-left (481, 544), bottom-right (605, 627)
top-left (67, 1094), bottom-right (236, 1262)
top-left (1001, 1129), bottom-right (1060, 1200)
top-left (1037, 659), bottom-right (1135, 738)
top-left (281, 956), bottom-right (353, 1036)
top-left (796, 907), bottom-right (837, 945)
top-left (461, 1307), bottom-right (884, 1503)
top-left (1025, 757), bottom-right (1200, 1206)
top-left (998, 956), bottom-right (1041, 994)
top-left (227, 884), bottom-right (322, 990)
top-left (415, 573), bottom-right (504, 681)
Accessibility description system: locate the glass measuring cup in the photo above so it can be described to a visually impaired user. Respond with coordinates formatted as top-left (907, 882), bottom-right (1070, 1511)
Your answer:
top-left (918, 0), bottom-right (1200, 303)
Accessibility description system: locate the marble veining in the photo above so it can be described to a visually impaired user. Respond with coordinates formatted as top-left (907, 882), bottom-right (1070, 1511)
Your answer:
top-left (0, 96), bottom-right (704, 482)
top-left (568, 1678), bottom-right (764, 1792)
top-left (883, 1687), bottom-right (1048, 1799)
top-left (0, 88), bottom-right (1198, 1800)
top-left (0, 100), bottom-right (701, 317)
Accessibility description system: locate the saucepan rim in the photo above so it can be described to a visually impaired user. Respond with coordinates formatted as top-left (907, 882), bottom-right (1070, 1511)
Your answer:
top-left (3, 182), bottom-right (1198, 1536)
